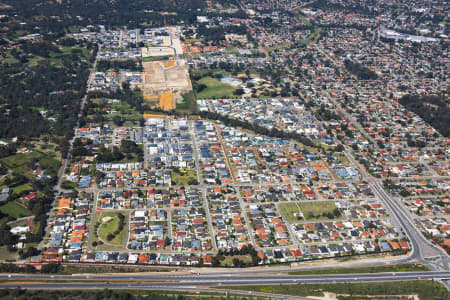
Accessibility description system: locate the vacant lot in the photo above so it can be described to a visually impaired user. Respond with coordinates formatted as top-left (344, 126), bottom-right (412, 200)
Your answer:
top-left (105, 100), bottom-right (143, 124)
top-left (195, 76), bottom-right (237, 99)
top-left (176, 91), bottom-right (198, 114)
top-left (142, 60), bottom-right (191, 103)
top-left (0, 150), bottom-right (60, 179)
top-left (0, 246), bottom-right (19, 261)
top-left (0, 200), bottom-right (32, 219)
top-left (11, 184), bottom-right (33, 196)
top-left (220, 254), bottom-right (252, 266)
top-left (159, 93), bottom-right (175, 111)
top-left (171, 170), bottom-right (198, 186)
top-left (279, 203), bottom-right (302, 222)
top-left (298, 201), bottom-right (342, 221)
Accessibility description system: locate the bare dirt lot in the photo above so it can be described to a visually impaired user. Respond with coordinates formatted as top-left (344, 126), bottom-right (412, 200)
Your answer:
top-left (141, 60), bottom-right (191, 108)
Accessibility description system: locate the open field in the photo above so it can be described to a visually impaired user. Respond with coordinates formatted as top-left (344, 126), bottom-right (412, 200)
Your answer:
top-left (171, 170), bottom-right (198, 186)
top-left (159, 93), bottom-right (175, 111)
top-left (264, 42), bottom-right (294, 53)
top-left (0, 200), bottom-right (32, 219)
top-left (297, 28), bottom-right (324, 47)
top-left (176, 91), bottom-right (198, 114)
top-left (0, 150), bottom-right (60, 179)
top-left (298, 201), bottom-right (342, 221)
top-left (220, 254), bottom-right (252, 266)
top-left (195, 76), bottom-right (237, 99)
top-left (288, 263), bottom-right (430, 275)
top-left (143, 113), bottom-right (167, 119)
top-left (91, 211), bottom-right (128, 250)
top-left (0, 246), bottom-right (19, 261)
top-left (0, 50), bottom-right (19, 65)
top-left (11, 184), bottom-right (32, 196)
top-left (93, 99), bottom-right (143, 127)
top-left (224, 280), bottom-right (450, 299)
top-left (22, 45), bottom-right (91, 67)
top-left (279, 203), bottom-right (302, 222)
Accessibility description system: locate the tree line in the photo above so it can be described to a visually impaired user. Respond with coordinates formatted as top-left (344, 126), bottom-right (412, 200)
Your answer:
top-left (399, 94), bottom-right (449, 138)
top-left (97, 59), bottom-right (142, 72)
top-left (199, 110), bottom-right (320, 149)
top-left (344, 59), bottom-right (378, 80)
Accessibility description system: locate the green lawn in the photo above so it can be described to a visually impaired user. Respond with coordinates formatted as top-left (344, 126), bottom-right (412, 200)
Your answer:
top-left (264, 42), bottom-right (294, 53)
top-left (12, 184), bottom-right (32, 196)
top-left (92, 212), bottom-right (128, 250)
top-left (48, 46), bottom-right (92, 67)
top-left (288, 264), bottom-right (430, 275)
top-left (220, 255), bottom-right (252, 266)
top-left (297, 28), bottom-right (324, 47)
top-left (171, 170), bottom-right (198, 186)
top-left (0, 246), bottom-right (19, 261)
top-left (57, 265), bottom-right (170, 275)
top-left (224, 280), bottom-right (449, 299)
top-left (0, 200), bottom-right (32, 219)
top-left (1, 151), bottom-right (44, 175)
top-left (195, 76), bottom-right (237, 99)
top-left (0, 50), bottom-right (19, 65)
top-left (37, 156), bottom-right (61, 177)
top-left (176, 91), bottom-right (198, 114)
top-left (103, 100), bottom-right (143, 123)
top-left (143, 56), bottom-right (173, 62)
top-left (0, 150), bottom-right (60, 179)
top-left (279, 203), bottom-right (302, 222)
top-left (61, 181), bottom-right (78, 190)
top-left (298, 15), bottom-right (311, 26)
top-left (298, 201), bottom-right (342, 221)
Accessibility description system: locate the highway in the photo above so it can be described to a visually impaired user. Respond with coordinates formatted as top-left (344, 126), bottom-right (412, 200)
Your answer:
top-left (30, 28), bottom-right (449, 296)
top-left (1, 271), bottom-right (450, 292)
top-left (344, 148), bottom-right (449, 272)
top-left (3, 270), bottom-right (450, 282)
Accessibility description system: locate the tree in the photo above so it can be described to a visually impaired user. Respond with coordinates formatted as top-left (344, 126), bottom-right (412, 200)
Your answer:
top-left (41, 263), bottom-right (62, 273)
top-left (233, 88), bottom-right (244, 96)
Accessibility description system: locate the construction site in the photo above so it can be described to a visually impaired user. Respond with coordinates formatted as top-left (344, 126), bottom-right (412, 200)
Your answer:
top-left (140, 27), bottom-right (191, 111)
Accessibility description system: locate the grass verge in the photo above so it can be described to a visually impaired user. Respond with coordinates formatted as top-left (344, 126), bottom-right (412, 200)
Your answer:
top-left (288, 263), bottom-right (430, 275)
top-left (224, 280), bottom-right (449, 299)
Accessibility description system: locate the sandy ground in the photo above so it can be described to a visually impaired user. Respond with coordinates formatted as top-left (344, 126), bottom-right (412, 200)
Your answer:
top-left (140, 27), bottom-right (191, 110)
top-left (141, 59), bottom-right (191, 108)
